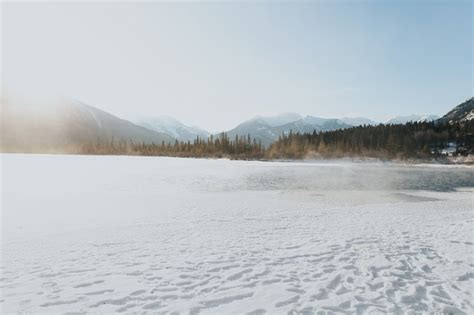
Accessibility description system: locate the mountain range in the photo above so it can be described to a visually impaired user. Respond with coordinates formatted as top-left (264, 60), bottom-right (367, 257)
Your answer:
top-left (135, 116), bottom-right (209, 142)
top-left (1, 97), bottom-right (472, 152)
top-left (221, 113), bottom-right (440, 146)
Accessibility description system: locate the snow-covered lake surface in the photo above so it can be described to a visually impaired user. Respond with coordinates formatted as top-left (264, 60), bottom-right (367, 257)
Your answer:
top-left (1, 154), bottom-right (473, 314)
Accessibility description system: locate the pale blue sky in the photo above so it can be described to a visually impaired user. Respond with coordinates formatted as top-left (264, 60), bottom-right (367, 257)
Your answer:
top-left (2, 1), bottom-right (472, 131)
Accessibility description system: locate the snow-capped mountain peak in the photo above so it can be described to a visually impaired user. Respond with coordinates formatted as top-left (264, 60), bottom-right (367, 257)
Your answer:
top-left (253, 113), bottom-right (303, 127)
top-left (135, 116), bottom-right (210, 141)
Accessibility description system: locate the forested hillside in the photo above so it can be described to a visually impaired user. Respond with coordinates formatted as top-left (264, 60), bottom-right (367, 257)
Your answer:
top-left (267, 120), bottom-right (473, 160)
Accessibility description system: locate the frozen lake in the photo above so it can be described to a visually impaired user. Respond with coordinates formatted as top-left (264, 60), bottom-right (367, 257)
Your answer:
top-left (1, 154), bottom-right (474, 314)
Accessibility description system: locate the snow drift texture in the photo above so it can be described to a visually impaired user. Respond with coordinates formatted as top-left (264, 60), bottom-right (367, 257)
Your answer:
top-left (1, 155), bottom-right (473, 314)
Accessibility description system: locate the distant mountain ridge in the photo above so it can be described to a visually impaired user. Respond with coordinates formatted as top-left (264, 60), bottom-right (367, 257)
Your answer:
top-left (135, 116), bottom-right (209, 142)
top-left (275, 116), bottom-right (352, 135)
top-left (1, 100), bottom-right (174, 152)
top-left (222, 115), bottom-right (364, 147)
top-left (386, 114), bottom-right (439, 125)
top-left (340, 117), bottom-right (378, 126)
top-left (223, 118), bottom-right (278, 147)
top-left (254, 113), bottom-right (303, 127)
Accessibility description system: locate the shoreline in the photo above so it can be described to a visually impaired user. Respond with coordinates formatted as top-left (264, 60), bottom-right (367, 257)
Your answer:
top-left (1, 151), bottom-right (473, 167)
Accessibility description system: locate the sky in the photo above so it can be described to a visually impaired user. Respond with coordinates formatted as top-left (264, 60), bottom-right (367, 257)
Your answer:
top-left (2, 1), bottom-right (472, 132)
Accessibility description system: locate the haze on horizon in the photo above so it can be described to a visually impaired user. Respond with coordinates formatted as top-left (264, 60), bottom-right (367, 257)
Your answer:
top-left (2, 1), bottom-right (472, 132)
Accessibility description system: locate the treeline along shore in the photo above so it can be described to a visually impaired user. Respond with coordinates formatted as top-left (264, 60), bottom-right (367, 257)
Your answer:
top-left (77, 119), bottom-right (473, 162)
